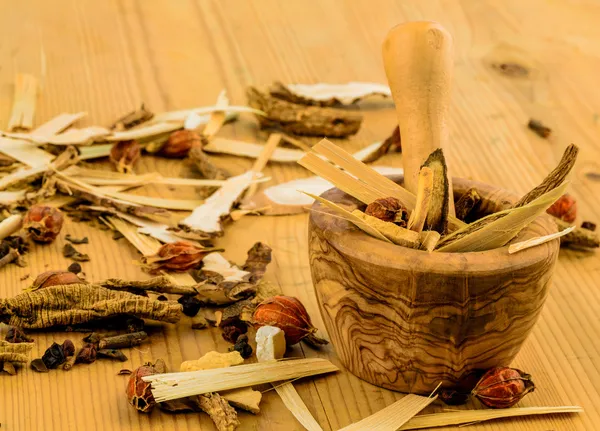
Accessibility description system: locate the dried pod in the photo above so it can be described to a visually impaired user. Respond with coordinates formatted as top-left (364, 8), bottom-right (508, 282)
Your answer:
top-left (142, 241), bottom-right (212, 273)
top-left (5, 327), bottom-right (33, 343)
top-left (365, 197), bottom-right (408, 226)
top-left (75, 343), bottom-right (97, 364)
top-left (61, 339), bottom-right (75, 357)
top-left (41, 342), bottom-right (67, 369)
top-left (229, 334), bottom-right (253, 359)
top-left (110, 140), bottom-right (141, 173)
top-left (23, 205), bottom-right (64, 243)
top-left (471, 367), bottom-right (535, 408)
top-left (126, 361), bottom-right (164, 413)
top-left (177, 295), bottom-right (202, 317)
top-left (253, 296), bottom-right (317, 345)
top-left (159, 130), bottom-right (201, 158)
top-left (31, 270), bottom-right (80, 290)
top-left (547, 194), bottom-right (577, 223)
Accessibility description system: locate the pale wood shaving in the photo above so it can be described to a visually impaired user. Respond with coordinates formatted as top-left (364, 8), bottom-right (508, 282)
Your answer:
top-left (153, 105), bottom-right (264, 123)
top-left (282, 82), bottom-right (391, 105)
top-left (508, 226), bottom-right (575, 254)
top-left (0, 137), bottom-right (54, 167)
top-left (274, 382), bottom-right (323, 431)
top-left (7, 73), bottom-right (38, 131)
top-left (32, 112), bottom-right (87, 136)
top-left (0, 214), bottom-right (23, 240)
top-left (242, 133), bottom-right (282, 203)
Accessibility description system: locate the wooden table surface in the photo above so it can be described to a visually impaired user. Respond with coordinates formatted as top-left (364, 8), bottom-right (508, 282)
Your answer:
top-left (1, 1), bottom-right (599, 430)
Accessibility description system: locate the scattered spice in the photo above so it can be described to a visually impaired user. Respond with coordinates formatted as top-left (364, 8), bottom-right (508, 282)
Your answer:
top-left (365, 197), bottom-right (408, 226)
top-left (98, 331), bottom-right (148, 349)
top-left (118, 369), bottom-right (132, 375)
top-left (67, 262), bottom-right (82, 274)
top-left (126, 360), bottom-right (166, 413)
top-left (492, 62), bottom-right (529, 78)
top-left (97, 349), bottom-right (128, 362)
top-left (178, 295), bottom-right (202, 317)
top-left (581, 221), bottom-right (596, 231)
top-left (110, 104), bottom-right (154, 131)
top-left (547, 194), bottom-right (577, 223)
top-left (23, 205), bottom-right (64, 243)
top-left (30, 358), bottom-right (49, 373)
top-left (76, 343), bottom-right (97, 364)
top-left (247, 87), bottom-right (362, 137)
top-left (65, 234), bottom-right (89, 244)
top-left (253, 296), bottom-right (326, 346)
top-left (110, 140), bottom-right (141, 173)
top-left (41, 342), bottom-right (67, 369)
top-left (142, 241), bottom-right (216, 273)
top-left (30, 270), bottom-right (80, 290)
top-left (229, 334), bottom-right (253, 359)
top-left (63, 243), bottom-right (90, 262)
top-left (5, 327), bottom-right (33, 343)
top-left (472, 367), bottom-right (535, 408)
top-left (159, 129), bottom-right (201, 158)
top-left (528, 119), bottom-right (552, 138)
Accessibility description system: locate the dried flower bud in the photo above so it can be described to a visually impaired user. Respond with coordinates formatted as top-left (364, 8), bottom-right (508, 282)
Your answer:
top-left (42, 342), bottom-right (67, 369)
top-left (253, 296), bottom-right (318, 345)
top-left (365, 197), bottom-right (408, 226)
top-left (472, 367), bottom-right (535, 408)
top-left (76, 343), bottom-right (97, 364)
top-left (159, 130), bottom-right (201, 158)
top-left (62, 339), bottom-right (75, 357)
top-left (31, 270), bottom-right (80, 290)
top-left (547, 194), bottom-right (577, 223)
top-left (126, 361), bottom-right (164, 413)
top-left (142, 241), bottom-right (212, 273)
top-left (23, 205), bottom-right (64, 243)
top-left (5, 327), bottom-right (33, 343)
top-left (110, 140), bottom-right (141, 173)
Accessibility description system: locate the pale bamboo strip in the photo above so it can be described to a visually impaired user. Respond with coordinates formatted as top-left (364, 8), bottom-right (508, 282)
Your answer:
top-left (398, 406), bottom-right (583, 430)
top-left (153, 105), bottom-right (264, 123)
top-left (0, 190), bottom-right (27, 205)
top-left (144, 358), bottom-right (338, 402)
top-left (32, 112), bottom-right (87, 136)
top-left (243, 133), bottom-right (282, 203)
top-left (508, 226), bottom-right (575, 254)
top-left (0, 165), bottom-right (47, 191)
top-left (106, 122), bottom-right (180, 141)
top-left (7, 73), bottom-right (38, 131)
top-left (274, 382), bottom-right (323, 431)
top-left (78, 144), bottom-right (112, 160)
top-left (338, 394), bottom-right (436, 431)
top-left (98, 190), bottom-right (203, 211)
top-left (198, 90), bottom-right (228, 139)
top-left (204, 138), bottom-right (306, 162)
top-left (0, 137), bottom-right (54, 167)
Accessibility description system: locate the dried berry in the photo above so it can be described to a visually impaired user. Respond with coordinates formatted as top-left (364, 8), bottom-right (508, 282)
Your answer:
top-left (30, 358), bottom-right (49, 373)
top-left (23, 205), bottom-right (64, 243)
top-left (61, 339), bottom-right (75, 357)
top-left (75, 343), bottom-right (97, 364)
top-left (178, 295), bottom-right (202, 317)
top-left (110, 140), bottom-right (141, 173)
top-left (67, 262), bottom-right (82, 274)
top-left (253, 296), bottom-right (318, 345)
top-left (547, 194), bottom-right (577, 223)
top-left (472, 367), bottom-right (535, 408)
top-left (365, 197), bottom-right (408, 226)
top-left (142, 241), bottom-right (212, 272)
top-left (229, 334), bottom-right (253, 359)
top-left (31, 270), bottom-right (80, 290)
top-left (222, 322), bottom-right (247, 344)
top-left (581, 221), bottom-right (596, 232)
top-left (126, 360), bottom-right (165, 413)
top-left (159, 129), bottom-right (201, 158)
top-left (5, 327), bottom-right (33, 343)
top-left (42, 342), bottom-right (67, 369)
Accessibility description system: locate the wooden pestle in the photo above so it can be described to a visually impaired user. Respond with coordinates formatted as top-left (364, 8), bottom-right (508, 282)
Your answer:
top-left (382, 21), bottom-right (455, 215)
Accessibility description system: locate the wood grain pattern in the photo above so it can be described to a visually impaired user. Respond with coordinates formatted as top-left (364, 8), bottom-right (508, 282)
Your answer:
top-left (0, 1), bottom-right (599, 430)
top-left (309, 176), bottom-right (559, 393)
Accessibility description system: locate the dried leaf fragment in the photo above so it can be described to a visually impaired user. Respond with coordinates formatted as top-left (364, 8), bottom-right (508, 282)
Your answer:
top-left (63, 243), bottom-right (90, 262)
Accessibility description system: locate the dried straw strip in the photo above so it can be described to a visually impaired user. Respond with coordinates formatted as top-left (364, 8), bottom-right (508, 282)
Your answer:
top-left (274, 382), bottom-right (323, 431)
top-left (7, 74), bottom-right (38, 131)
top-left (32, 112), bottom-right (87, 136)
top-left (508, 226), bottom-right (575, 254)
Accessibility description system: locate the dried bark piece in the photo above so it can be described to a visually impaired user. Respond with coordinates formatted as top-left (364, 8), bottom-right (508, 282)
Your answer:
top-left (247, 87), bottom-right (362, 137)
top-left (351, 210), bottom-right (420, 248)
top-left (197, 393), bottom-right (240, 431)
top-left (242, 242), bottom-right (272, 283)
top-left (407, 167), bottom-right (434, 233)
top-left (110, 104), bottom-right (154, 131)
top-left (455, 188), bottom-right (481, 221)
top-left (528, 119), bottom-right (552, 138)
top-left (98, 331), bottom-right (147, 349)
top-left (0, 340), bottom-right (33, 363)
top-left (269, 81), bottom-right (391, 106)
top-left (97, 349), bottom-right (128, 362)
top-left (189, 146), bottom-right (230, 180)
top-left (555, 217), bottom-right (600, 249)
top-left (421, 149), bottom-right (450, 234)
top-left (63, 243), bottom-right (90, 262)
top-left (0, 283), bottom-right (182, 329)
top-left (100, 276), bottom-right (198, 296)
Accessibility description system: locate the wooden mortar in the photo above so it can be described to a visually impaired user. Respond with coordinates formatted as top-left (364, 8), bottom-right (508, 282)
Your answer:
top-left (308, 176), bottom-right (560, 394)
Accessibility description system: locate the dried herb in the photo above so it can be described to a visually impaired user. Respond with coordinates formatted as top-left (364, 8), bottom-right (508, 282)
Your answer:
top-left (0, 340), bottom-right (34, 363)
top-left (100, 276), bottom-right (199, 296)
top-left (110, 140), bottom-right (141, 173)
top-left (41, 342), bottom-right (67, 369)
top-left (242, 242), bottom-right (272, 283)
top-left (0, 283), bottom-right (182, 329)
top-left (492, 63), bottom-right (529, 77)
top-left (351, 210), bottom-right (421, 248)
top-left (63, 243), bottom-right (90, 262)
top-left (67, 262), bottom-right (82, 274)
top-left (178, 295), bottom-right (202, 317)
top-left (30, 270), bottom-right (80, 290)
top-left (76, 343), bottom-right (97, 364)
top-left (528, 119), bottom-right (552, 138)
top-left (159, 130), bottom-right (201, 158)
top-left (97, 349), bottom-right (128, 362)
top-left (197, 393), bottom-right (240, 431)
top-left (98, 331), bottom-right (148, 349)
top-left (31, 358), bottom-right (49, 373)
top-left (5, 327), bottom-right (33, 343)
top-left (110, 104), bottom-right (154, 131)
top-left (582, 221), bottom-right (597, 231)
top-left (247, 87), bottom-right (362, 137)
top-left (23, 205), bottom-right (64, 243)
top-left (229, 334), bottom-right (253, 359)
top-left (455, 188), bottom-right (481, 221)
top-left (65, 234), bottom-right (89, 244)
